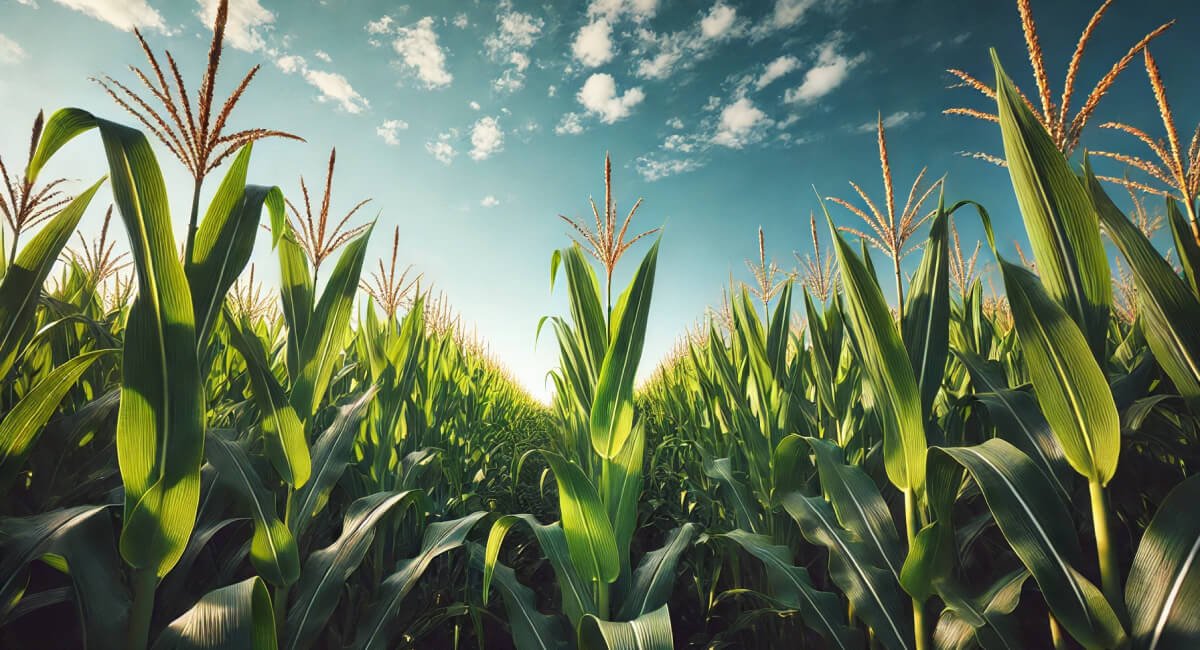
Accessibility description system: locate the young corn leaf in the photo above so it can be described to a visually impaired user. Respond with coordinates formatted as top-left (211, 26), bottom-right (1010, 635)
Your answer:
top-left (1125, 473), bottom-right (1200, 649)
top-left (933, 570), bottom-right (1029, 650)
top-left (290, 387), bottom-right (378, 539)
top-left (291, 225), bottom-right (374, 420)
top-left (283, 490), bottom-right (423, 650)
top-left (826, 205), bottom-right (927, 497)
top-left (1085, 161), bottom-right (1200, 408)
top-left (722, 529), bottom-right (862, 649)
top-left (151, 577), bottom-right (276, 650)
top-left (578, 604), bottom-right (673, 650)
top-left (590, 239), bottom-right (658, 460)
top-left (472, 545), bottom-right (572, 650)
top-left (932, 440), bottom-right (1126, 649)
top-left (902, 194), bottom-right (950, 416)
top-left (277, 227), bottom-right (314, 380)
top-left (992, 51), bottom-right (1111, 358)
top-left (542, 451), bottom-right (620, 585)
top-left (782, 492), bottom-right (914, 650)
top-left (0, 349), bottom-right (113, 491)
top-left (484, 514), bottom-right (596, 626)
top-left (224, 309), bottom-right (309, 488)
top-left (999, 259), bottom-right (1120, 485)
top-left (205, 433), bottom-right (300, 588)
top-left (1168, 199), bottom-right (1200, 300)
top-left (354, 511), bottom-right (487, 650)
top-left (616, 523), bottom-right (697, 620)
top-left (0, 179), bottom-right (104, 381)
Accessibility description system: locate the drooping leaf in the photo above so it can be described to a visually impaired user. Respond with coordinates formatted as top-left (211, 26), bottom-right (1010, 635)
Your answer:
top-left (152, 577), bottom-right (276, 650)
top-left (1126, 473), bottom-right (1200, 649)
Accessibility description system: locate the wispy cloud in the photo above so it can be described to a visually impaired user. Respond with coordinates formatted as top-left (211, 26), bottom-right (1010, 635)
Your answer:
top-left (634, 2), bottom-right (743, 80)
top-left (485, 4), bottom-right (543, 93)
top-left (376, 119), bottom-right (409, 145)
top-left (45, 0), bottom-right (164, 32)
top-left (275, 54), bottom-right (369, 113)
top-left (0, 34), bottom-right (27, 64)
top-left (784, 34), bottom-right (864, 104)
top-left (426, 129), bottom-right (458, 165)
top-left (756, 54), bottom-right (799, 90)
top-left (855, 110), bottom-right (925, 132)
top-left (480, 195), bottom-right (500, 207)
top-left (555, 112), bottom-right (585, 135)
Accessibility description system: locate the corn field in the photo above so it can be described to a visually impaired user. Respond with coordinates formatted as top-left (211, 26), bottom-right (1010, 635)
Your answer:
top-left (2, 1), bottom-right (1200, 649)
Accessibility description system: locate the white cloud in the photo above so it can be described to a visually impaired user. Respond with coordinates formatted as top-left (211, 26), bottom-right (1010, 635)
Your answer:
top-left (0, 34), bottom-right (27, 64)
top-left (785, 35), bottom-right (864, 103)
top-left (572, 19), bottom-right (613, 68)
top-left (393, 17), bottom-right (453, 88)
top-left (49, 0), bottom-right (164, 32)
top-left (548, 84), bottom-right (557, 97)
top-left (274, 54), bottom-right (305, 74)
top-left (484, 7), bottom-right (542, 93)
top-left (555, 112), bottom-right (585, 135)
top-left (453, 13), bottom-right (469, 29)
top-left (426, 130), bottom-right (458, 165)
top-left (480, 195), bottom-right (500, 207)
top-left (376, 119), bottom-right (409, 145)
top-left (577, 73), bottom-right (645, 124)
top-left (633, 2), bottom-right (742, 81)
top-left (274, 54), bottom-right (368, 113)
top-left (636, 155), bottom-right (702, 181)
top-left (700, 3), bottom-right (737, 40)
top-left (712, 97), bottom-right (770, 148)
top-left (753, 0), bottom-right (818, 37)
top-left (666, 117), bottom-right (684, 129)
top-left (756, 54), bottom-right (799, 90)
top-left (856, 110), bottom-right (925, 132)
top-left (663, 133), bottom-right (697, 153)
top-left (588, 0), bottom-right (657, 21)
top-left (470, 116), bottom-right (504, 161)
top-left (315, 49), bottom-right (331, 62)
top-left (366, 15), bottom-right (394, 34)
top-left (303, 69), bottom-right (369, 113)
top-left (197, 0), bottom-right (273, 53)
top-left (469, 101), bottom-right (481, 110)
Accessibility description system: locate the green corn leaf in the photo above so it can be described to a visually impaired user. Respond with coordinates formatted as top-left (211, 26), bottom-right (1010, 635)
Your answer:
top-left (224, 309), bottom-right (309, 488)
top-left (354, 511), bottom-right (487, 650)
top-left (992, 52), bottom-right (1111, 357)
top-left (782, 493), bottom-right (914, 650)
top-left (291, 226), bottom-right (374, 420)
top-left (0, 506), bottom-right (112, 626)
top-left (542, 452), bottom-right (620, 585)
top-left (934, 570), bottom-right (1029, 650)
top-left (616, 523), bottom-right (697, 620)
top-left (932, 440), bottom-right (1125, 649)
top-left (999, 258), bottom-right (1120, 485)
top-left (290, 388), bottom-right (377, 540)
top-left (702, 454), bottom-right (762, 535)
top-left (472, 546), bottom-right (572, 650)
top-left (484, 514), bottom-right (595, 627)
top-left (60, 112), bottom-right (209, 578)
top-left (605, 420), bottom-right (645, 582)
top-left (723, 529), bottom-right (862, 649)
top-left (826, 204), bottom-right (926, 496)
top-left (0, 178), bottom-right (104, 380)
top-left (558, 245), bottom-right (608, 377)
top-left (277, 226), bottom-right (314, 381)
top-left (590, 239), bottom-right (659, 459)
top-left (1168, 199), bottom-right (1200, 299)
top-left (151, 577), bottom-right (276, 650)
top-left (1085, 161), bottom-right (1200, 408)
top-left (1125, 473), bottom-right (1200, 649)
top-left (186, 140), bottom-right (281, 358)
top-left (902, 194), bottom-right (950, 416)
top-left (806, 437), bottom-right (903, 581)
top-left (205, 433), bottom-right (299, 588)
top-left (579, 604), bottom-right (673, 650)
top-left (0, 348), bottom-right (113, 491)
top-left (283, 490), bottom-right (423, 650)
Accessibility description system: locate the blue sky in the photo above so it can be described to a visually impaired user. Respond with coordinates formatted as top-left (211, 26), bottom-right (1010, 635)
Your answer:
top-left (0, 0), bottom-right (1196, 401)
